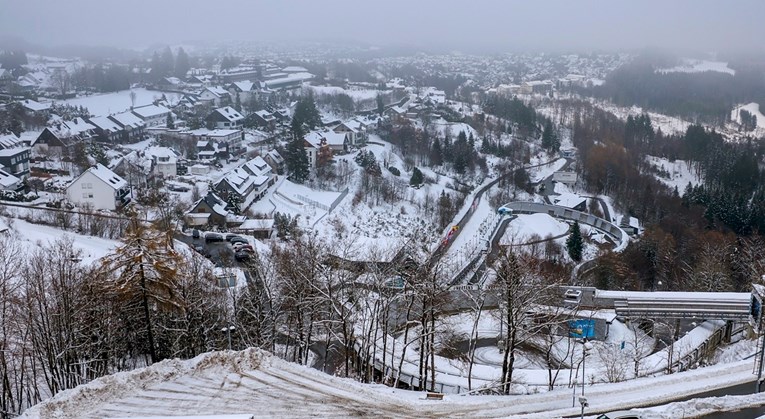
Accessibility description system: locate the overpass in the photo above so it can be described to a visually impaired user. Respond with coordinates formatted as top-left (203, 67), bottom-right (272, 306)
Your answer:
top-left (563, 286), bottom-right (754, 321)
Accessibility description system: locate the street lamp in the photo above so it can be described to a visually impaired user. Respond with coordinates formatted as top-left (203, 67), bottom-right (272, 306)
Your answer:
top-left (581, 339), bottom-right (593, 396)
top-left (579, 396), bottom-right (588, 419)
top-left (222, 325), bottom-right (235, 350)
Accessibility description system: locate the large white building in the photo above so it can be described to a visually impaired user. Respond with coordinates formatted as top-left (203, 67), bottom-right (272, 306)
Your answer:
top-left (66, 164), bottom-right (131, 211)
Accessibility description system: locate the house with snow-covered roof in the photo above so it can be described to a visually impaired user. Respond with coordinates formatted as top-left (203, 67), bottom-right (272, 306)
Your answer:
top-left (33, 117), bottom-right (96, 155)
top-left (213, 156), bottom-right (276, 212)
top-left (305, 130), bottom-right (347, 155)
top-left (199, 86), bottom-right (231, 107)
top-left (251, 110), bottom-right (277, 130)
top-left (185, 191), bottom-right (230, 228)
top-left (108, 110), bottom-right (146, 143)
top-left (0, 168), bottom-right (22, 191)
top-left (206, 106), bottom-right (244, 129)
top-left (333, 119), bottom-right (368, 146)
top-left (132, 104), bottom-right (171, 128)
top-left (145, 146), bottom-right (180, 178)
top-left (264, 149), bottom-right (285, 174)
top-left (552, 193), bottom-right (587, 212)
top-left (89, 115), bottom-right (124, 143)
top-left (66, 163), bottom-right (131, 211)
top-left (0, 133), bottom-right (31, 180)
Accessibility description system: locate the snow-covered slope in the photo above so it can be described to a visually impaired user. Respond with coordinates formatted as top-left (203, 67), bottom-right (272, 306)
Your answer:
top-left (21, 347), bottom-right (760, 419)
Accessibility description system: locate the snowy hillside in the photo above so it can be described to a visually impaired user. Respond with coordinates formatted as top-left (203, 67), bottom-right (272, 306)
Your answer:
top-left (656, 59), bottom-right (736, 76)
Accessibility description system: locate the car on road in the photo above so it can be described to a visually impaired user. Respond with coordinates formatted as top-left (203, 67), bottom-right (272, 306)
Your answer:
top-left (192, 229), bottom-right (201, 239)
top-left (167, 183), bottom-right (191, 192)
top-left (205, 232), bottom-right (224, 242)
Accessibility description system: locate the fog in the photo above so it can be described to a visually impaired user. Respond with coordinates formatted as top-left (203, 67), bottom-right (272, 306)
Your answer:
top-left (0, 0), bottom-right (761, 52)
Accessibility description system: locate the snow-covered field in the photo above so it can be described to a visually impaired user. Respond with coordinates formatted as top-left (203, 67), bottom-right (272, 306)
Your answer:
top-left (731, 102), bottom-right (765, 136)
top-left (645, 155), bottom-right (702, 194)
top-left (657, 59), bottom-right (736, 76)
top-left (306, 85), bottom-right (380, 102)
top-left (58, 88), bottom-right (184, 117)
top-left (2, 216), bottom-right (120, 265)
top-left (499, 213), bottom-right (570, 245)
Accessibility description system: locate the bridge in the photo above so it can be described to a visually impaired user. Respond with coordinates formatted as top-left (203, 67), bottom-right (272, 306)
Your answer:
top-left (563, 286), bottom-right (754, 321)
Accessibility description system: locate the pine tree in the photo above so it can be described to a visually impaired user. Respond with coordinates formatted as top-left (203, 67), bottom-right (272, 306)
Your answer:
top-left (226, 193), bottom-right (242, 214)
top-left (166, 113), bottom-right (175, 129)
top-left (541, 120), bottom-right (560, 152)
top-left (410, 167), bottom-right (424, 186)
top-left (285, 136), bottom-right (309, 183)
top-left (100, 212), bottom-right (182, 363)
top-left (174, 47), bottom-right (190, 78)
top-left (430, 137), bottom-right (443, 165)
top-left (376, 94), bottom-right (384, 115)
top-left (566, 221), bottom-right (584, 262)
top-left (234, 92), bottom-right (242, 112)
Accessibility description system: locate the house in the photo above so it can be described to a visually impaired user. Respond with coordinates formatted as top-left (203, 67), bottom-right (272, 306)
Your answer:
top-left (132, 104), bottom-right (171, 128)
top-left (109, 111), bottom-right (146, 143)
top-left (19, 99), bottom-right (51, 116)
top-left (199, 86), bottom-right (230, 107)
top-left (33, 117), bottom-right (96, 155)
top-left (189, 128), bottom-right (244, 159)
top-left (227, 81), bottom-right (257, 103)
top-left (0, 168), bottom-right (21, 191)
top-left (333, 119), bottom-right (368, 146)
top-left (236, 218), bottom-right (275, 239)
top-left (0, 147), bottom-right (31, 180)
top-left (619, 216), bottom-right (642, 236)
top-left (185, 191), bottom-right (229, 228)
top-left (213, 156), bottom-right (276, 212)
top-left (263, 72), bottom-right (314, 91)
top-left (66, 164), bottom-right (131, 211)
top-left (306, 130), bottom-right (347, 155)
top-left (552, 193), bottom-right (587, 212)
top-left (88, 115), bottom-right (124, 143)
top-left (521, 80), bottom-right (554, 95)
top-left (110, 153), bottom-right (150, 189)
top-left (206, 106), bottom-right (244, 129)
top-left (264, 149), bottom-right (285, 174)
top-left (251, 110), bottom-right (277, 130)
top-left (552, 171), bottom-right (577, 187)
top-left (144, 146), bottom-right (180, 178)
top-left (496, 84), bottom-right (522, 97)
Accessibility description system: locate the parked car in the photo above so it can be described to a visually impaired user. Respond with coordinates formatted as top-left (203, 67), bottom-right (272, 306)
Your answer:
top-left (205, 232), bottom-right (224, 242)
top-left (167, 183), bottom-right (190, 192)
top-left (225, 233), bottom-right (241, 242)
top-left (233, 243), bottom-right (254, 252)
top-left (192, 229), bottom-right (201, 239)
top-left (229, 236), bottom-right (249, 245)
top-left (234, 251), bottom-right (251, 261)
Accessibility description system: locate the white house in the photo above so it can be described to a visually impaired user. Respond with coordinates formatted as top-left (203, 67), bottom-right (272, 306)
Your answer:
top-left (333, 119), bottom-right (367, 146)
top-left (199, 86), bottom-right (230, 107)
top-left (66, 164), bottom-right (131, 211)
top-left (144, 146), bottom-right (180, 178)
top-left (552, 171), bottom-right (578, 187)
top-left (132, 104), bottom-right (172, 128)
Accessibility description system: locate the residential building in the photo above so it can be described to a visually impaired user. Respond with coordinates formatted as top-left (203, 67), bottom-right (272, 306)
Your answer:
top-left (109, 111), bottom-right (146, 142)
top-left (132, 104), bottom-right (172, 128)
top-left (264, 149), bottom-right (285, 174)
top-left (552, 171), bottom-right (577, 187)
top-left (185, 191), bottom-right (230, 228)
top-left (213, 156), bottom-right (276, 212)
top-left (251, 110), bottom-right (277, 130)
top-left (144, 146), bottom-right (180, 178)
top-left (66, 164), bottom-right (131, 211)
top-left (206, 106), bottom-right (244, 129)
top-left (32, 117), bottom-right (96, 155)
top-left (333, 119), bottom-right (368, 146)
top-left (0, 147), bottom-right (30, 180)
top-left (89, 115), bottom-right (124, 143)
top-left (199, 86), bottom-right (230, 107)
top-left (0, 168), bottom-right (21, 191)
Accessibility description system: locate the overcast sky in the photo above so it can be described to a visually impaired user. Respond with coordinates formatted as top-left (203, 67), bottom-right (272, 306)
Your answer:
top-left (0, 0), bottom-right (761, 53)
